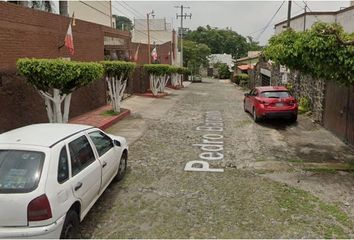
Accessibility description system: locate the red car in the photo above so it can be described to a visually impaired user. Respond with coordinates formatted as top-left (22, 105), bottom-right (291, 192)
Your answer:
top-left (244, 86), bottom-right (298, 122)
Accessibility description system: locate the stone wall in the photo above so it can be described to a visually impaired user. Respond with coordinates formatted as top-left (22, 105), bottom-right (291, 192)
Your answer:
top-left (254, 57), bottom-right (326, 123)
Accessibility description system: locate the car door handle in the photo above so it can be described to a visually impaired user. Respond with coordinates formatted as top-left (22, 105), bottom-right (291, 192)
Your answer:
top-left (74, 182), bottom-right (83, 191)
top-left (102, 161), bottom-right (107, 168)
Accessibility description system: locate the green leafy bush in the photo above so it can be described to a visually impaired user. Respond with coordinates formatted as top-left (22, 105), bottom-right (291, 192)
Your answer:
top-left (232, 73), bottom-right (249, 85)
top-left (143, 64), bottom-right (171, 76)
top-left (264, 23), bottom-right (354, 85)
top-left (298, 97), bottom-right (311, 114)
top-left (17, 58), bottom-right (104, 94)
top-left (101, 61), bottom-right (136, 77)
top-left (218, 63), bottom-right (231, 79)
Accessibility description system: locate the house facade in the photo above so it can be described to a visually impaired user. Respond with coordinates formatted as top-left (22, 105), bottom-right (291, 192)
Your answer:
top-left (253, 4), bottom-right (354, 146)
top-left (67, 1), bottom-right (113, 28)
top-left (275, 4), bottom-right (354, 33)
top-left (131, 18), bottom-right (178, 65)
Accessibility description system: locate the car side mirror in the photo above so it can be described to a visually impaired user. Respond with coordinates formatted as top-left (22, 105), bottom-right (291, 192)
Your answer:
top-left (113, 140), bottom-right (121, 147)
top-left (244, 93), bottom-right (249, 97)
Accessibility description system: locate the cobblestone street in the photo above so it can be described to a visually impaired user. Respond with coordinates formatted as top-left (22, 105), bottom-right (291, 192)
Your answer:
top-left (80, 79), bottom-right (354, 238)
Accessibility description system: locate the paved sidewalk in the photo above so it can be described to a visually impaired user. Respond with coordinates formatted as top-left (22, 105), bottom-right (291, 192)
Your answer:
top-left (106, 82), bottom-right (191, 144)
top-left (69, 81), bottom-right (192, 133)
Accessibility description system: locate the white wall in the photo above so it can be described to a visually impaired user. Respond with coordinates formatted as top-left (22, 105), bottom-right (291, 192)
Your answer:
top-left (275, 14), bottom-right (336, 34)
top-left (336, 9), bottom-right (354, 33)
top-left (68, 1), bottom-right (112, 27)
top-left (275, 7), bottom-right (354, 34)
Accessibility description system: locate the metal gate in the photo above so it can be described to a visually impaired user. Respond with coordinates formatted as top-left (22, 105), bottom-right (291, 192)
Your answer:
top-left (261, 74), bottom-right (270, 86)
top-left (323, 81), bottom-right (354, 146)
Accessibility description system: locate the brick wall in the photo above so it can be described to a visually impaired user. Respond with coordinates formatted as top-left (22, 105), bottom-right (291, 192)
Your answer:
top-left (131, 41), bottom-right (173, 65)
top-left (0, 2), bottom-right (129, 132)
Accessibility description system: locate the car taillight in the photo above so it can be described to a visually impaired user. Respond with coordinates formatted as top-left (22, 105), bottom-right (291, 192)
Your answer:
top-left (289, 100), bottom-right (297, 105)
top-left (258, 99), bottom-right (270, 106)
top-left (27, 194), bottom-right (52, 222)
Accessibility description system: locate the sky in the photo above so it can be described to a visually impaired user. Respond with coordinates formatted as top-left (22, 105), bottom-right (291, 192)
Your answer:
top-left (111, 0), bottom-right (351, 45)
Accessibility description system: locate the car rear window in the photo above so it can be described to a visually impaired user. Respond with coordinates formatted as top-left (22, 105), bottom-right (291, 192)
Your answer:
top-left (0, 150), bottom-right (45, 193)
top-left (260, 91), bottom-right (291, 98)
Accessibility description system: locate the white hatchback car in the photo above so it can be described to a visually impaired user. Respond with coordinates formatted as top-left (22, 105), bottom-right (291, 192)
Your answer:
top-left (0, 124), bottom-right (128, 239)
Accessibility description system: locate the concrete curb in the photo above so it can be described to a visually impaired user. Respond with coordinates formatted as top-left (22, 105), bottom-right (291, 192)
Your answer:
top-left (99, 108), bottom-right (131, 130)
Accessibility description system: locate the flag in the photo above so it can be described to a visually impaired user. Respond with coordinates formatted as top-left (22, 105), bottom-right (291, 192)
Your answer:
top-left (151, 47), bottom-right (158, 61)
top-left (64, 12), bottom-right (75, 55)
top-left (133, 43), bottom-right (140, 62)
top-left (64, 24), bottom-right (74, 55)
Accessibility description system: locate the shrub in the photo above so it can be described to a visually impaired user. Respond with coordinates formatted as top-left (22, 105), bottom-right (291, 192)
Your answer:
top-left (232, 73), bottom-right (249, 85)
top-left (17, 58), bottom-right (104, 123)
top-left (101, 61), bottom-right (136, 77)
top-left (17, 58), bottom-right (104, 94)
top-left (143, 64), bottom-right (171, 76)
top-left (218, 63), bottom-right (231, 79)
top-left (101, 61), bottom-right (136, 113)
top-left (299, 97), bottom-right (311, 114)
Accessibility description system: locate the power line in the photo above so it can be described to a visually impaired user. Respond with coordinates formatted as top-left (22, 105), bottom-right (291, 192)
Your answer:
top-left (121, 1), bottom-right (145, 19)
top-left (255, 0), bottom-right (285, 41)
top-left (175, 5), bottom-right (192, 67)
top-left (78, 1), bottom-right (111, 18)
top-left (111, 1), bottom-right (160, 32)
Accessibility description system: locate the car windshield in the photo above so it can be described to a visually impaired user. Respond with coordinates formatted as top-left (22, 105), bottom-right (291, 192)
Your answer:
top-left (0, 150), bottom-right (45, 193)
top-left (260, 91), bottom-right (290, 98)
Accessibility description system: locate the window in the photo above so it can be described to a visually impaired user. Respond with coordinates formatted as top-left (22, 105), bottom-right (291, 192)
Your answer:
top-left (58, 146), bottom-right (69, 183)
top-left (69, 136), bottom-right (96, 176)
top-left (260, 91), bottom-right (291, 98)
top-left (88, 131), bottom-right (114, 157)
top-left (250, 89), bottom-right (257, 96)
top-left (0, 150), bottom-right (45, 193)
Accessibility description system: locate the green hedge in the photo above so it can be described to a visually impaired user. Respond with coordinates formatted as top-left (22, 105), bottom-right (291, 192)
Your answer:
top-left (17, 58), bottom-right (104, 94)
top-left (218, 63), bottom-right (231, 79)
top-left (143, 64), bottom-right (171, 76)
top-left (101, 61), bottom-right (136, 77)
top-left (232, 73), bottom-right (249, 85)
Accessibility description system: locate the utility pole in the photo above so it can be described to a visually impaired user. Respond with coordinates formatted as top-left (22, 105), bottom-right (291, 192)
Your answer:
top-left (287, 0), bottom-right (292, 28)
top-left (303, 5), bottom-right (307, 31)
top-left (147, 10), bottom-right (155, 64)
top-left (175, 5), bottom-right (192, 67)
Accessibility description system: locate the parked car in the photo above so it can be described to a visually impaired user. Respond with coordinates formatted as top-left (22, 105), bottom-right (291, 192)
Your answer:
top-left (244, 86), bottom-right (298, 122)
top-left (0, 124), bottom-right (128, 239)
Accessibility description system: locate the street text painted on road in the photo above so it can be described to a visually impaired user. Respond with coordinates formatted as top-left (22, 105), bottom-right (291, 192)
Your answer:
top-left (184, 111), bottom-right (224, 173)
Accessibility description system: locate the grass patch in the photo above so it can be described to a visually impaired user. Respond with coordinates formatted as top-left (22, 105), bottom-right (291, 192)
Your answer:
top-left (101, 109), bottom-right (119, 116)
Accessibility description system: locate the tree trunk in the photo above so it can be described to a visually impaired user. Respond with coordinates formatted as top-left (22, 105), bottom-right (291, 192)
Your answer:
top-left (63, 93), bottom-right (72, 123)
top-left (150, 75), bottom-right (160, 96)
top-left (53, 89), bottom-right (63, 123)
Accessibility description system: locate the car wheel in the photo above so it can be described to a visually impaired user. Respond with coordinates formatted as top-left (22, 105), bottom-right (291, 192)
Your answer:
top-left (115, 152), bottom-right (127, 182)
top-left (253, 108), bottom-right (260, 123)
top-left (290, 114), bottom-right (298, 122)
top-left (60, 210), bottom-right (80, 239)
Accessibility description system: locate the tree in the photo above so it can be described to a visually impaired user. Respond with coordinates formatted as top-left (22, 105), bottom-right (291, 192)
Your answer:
top-left (264, 22), bottom-right (354, 85)
top-left (183, 40), bottom-right (211, 76)
top-left (113, 15), bottom-right (133, 31)
top-left (217, 63), bottom-right (231, 79)
top-left (246, 36), bottom-right (263, 51)
top-left (17, 58), bottom-right (104, 123)
top-left (169, 66), bottom-right (188, 88)
top-left (101, 61), bottom-right (136, 113)
top-left (144, 64), bottom-right (171, 96)
top-left (185, 26), bottom-right (262, 59)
